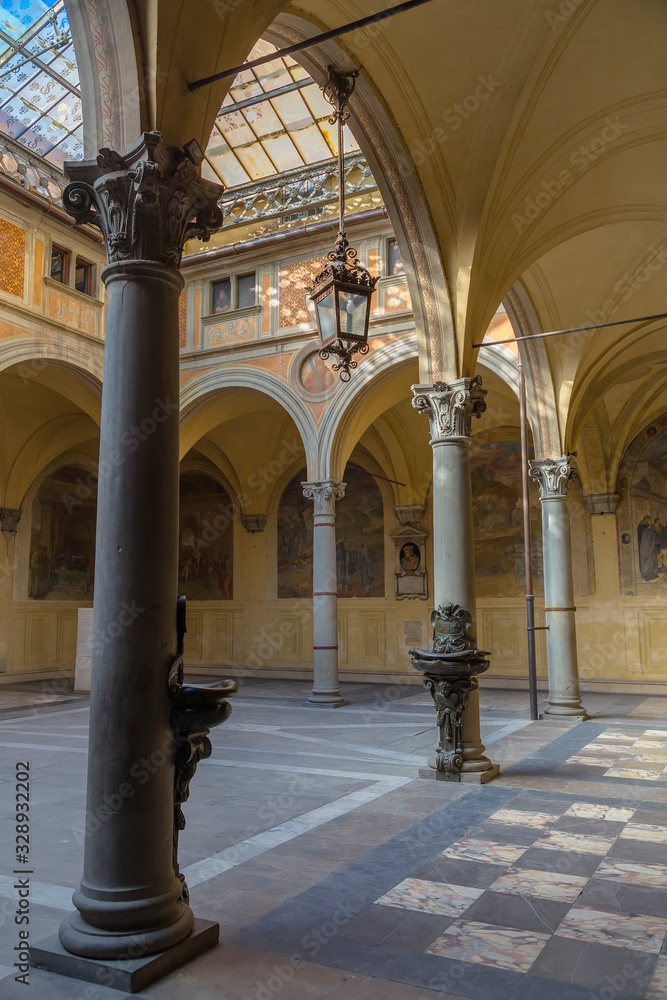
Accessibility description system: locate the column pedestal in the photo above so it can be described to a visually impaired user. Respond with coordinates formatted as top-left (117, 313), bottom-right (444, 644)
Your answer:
top-left (302, 481), bottom-right (349, 707)
top-left (530, 457), bottom-right (588, 719)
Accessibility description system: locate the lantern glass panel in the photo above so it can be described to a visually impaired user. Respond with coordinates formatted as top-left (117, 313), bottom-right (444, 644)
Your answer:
top-left (316, 293), bottom-right (336, 341)
top-left (338, 289), bottom-right (369, 338)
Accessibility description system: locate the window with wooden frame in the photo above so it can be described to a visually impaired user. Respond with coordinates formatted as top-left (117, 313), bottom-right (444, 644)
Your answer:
top-left (50, 245), bottom-right (68, 283)
top-left (211, 272), bottom-right (256, 314)
top-left (74, 257), bottom-right (92, 296)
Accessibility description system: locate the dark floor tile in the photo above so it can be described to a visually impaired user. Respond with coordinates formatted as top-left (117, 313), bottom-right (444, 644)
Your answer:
top-left (552, 816), bottom-right (627, 836)
top-left (337, 903), bottom-right (451, 947)
top-left (462, 888), bottom-right (570, 934)
top-left (608, 839), bottom-right (666, 865)
top-left (411, 857), bottom-right (507, 889)
top-left (529, 936), bottom-right (657, 996)
top-left (577, 878), bottom-right (667, 919)
top-left (631, 806), bottom-right (667, 826)
top-left (515, 848), bottom-right (603, 878)
top-left (470, 822), bottom-right (544, 846)
top-left (380, 908), bottom-right (455, 950)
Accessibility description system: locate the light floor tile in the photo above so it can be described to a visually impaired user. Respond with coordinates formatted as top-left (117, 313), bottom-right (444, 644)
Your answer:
top-left (556, 905), bottom-right (667, 954)
top-left (593, 859), bottom-right (667, 889)
top-left (532, 830), bottom-right (614, 855)
top-left (426, 921), bottom-right (550, 973)
top-left (619, 823), bottom-right (667, 844)
top-left (489, 868), bottom-right (587, 903)
top-left (648, 953), bottom-right (667, 999)
top-left (486, 808), bottom-right (559, 830)
top-left (604, 767), bottom-right (665, 781)
top-left (441, 839), bottom-right (526, 866)
top-left (375, 878), bottom-right (483, 917)
top-left (565, 802), bottom-right (634, 822)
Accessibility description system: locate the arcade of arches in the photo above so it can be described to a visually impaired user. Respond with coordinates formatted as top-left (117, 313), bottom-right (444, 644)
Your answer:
top-left (1, 2), bottom-right (667, 998)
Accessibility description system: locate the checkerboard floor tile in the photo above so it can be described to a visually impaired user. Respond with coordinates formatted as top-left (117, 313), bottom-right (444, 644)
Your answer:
top-left (357, 793), bottom-right (667, 987)
top-left (555, 905), bottom-right (667, 952)
top-left (426, 920), bottom-right (551, 972)
top-left (374, 877), bottom-right (483, 916)
top-left (562, 727), bottom-right (667, 781)
top-left (648, 954), bottom-right (667, 999)
top-left (488, 867), bottom-right (587, 902)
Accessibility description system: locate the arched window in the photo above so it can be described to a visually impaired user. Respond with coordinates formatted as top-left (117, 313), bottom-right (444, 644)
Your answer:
top-left (28, 465), bottom-right (96, 599)
top-left (277, 464), bottom-right (384, 599)
top-left (179, 471), bottom-right (234, 600)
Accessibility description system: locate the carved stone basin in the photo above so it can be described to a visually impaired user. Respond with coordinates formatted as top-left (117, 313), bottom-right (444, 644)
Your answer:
top-left (409, 603), bottom-right (492, 781)
top-left (409, 648), bottom-right (491, 678)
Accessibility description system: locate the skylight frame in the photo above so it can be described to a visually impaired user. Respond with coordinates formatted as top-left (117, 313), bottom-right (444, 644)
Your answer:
top-left (0, 0), bottom-right (83, 168)
top-left (203, 40), bottom-right (360, 190)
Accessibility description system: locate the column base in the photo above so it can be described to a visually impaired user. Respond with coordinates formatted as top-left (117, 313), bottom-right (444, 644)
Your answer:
top-left (307, 692), bottom-right (350, 707)
top-left (30, 917), bottom-right (218, 994)
top-left (540, 709), bottom-right (590, 721)
top-left (419, 763), bottom-right (500, 784)
top-left (540, 702), bottom-right (590, 720)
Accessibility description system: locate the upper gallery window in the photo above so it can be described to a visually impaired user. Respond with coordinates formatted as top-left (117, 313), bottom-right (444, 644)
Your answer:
top-left (387, 239), bottom-right (404, 276)
top-left (74, 256), bottom-right (91, 295)
top-left (0, 1), bottom-right (83, 168)
top-left (211, 273), bottom-right (256, 314)
top-left (50, 243), bottom-right (67, 282)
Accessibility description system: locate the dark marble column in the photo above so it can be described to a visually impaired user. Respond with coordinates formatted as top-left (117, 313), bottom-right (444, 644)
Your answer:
top-left (41, 133), bottom-right (223, 965)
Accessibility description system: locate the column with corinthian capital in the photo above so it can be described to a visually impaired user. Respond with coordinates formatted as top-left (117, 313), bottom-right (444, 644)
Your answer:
top-left (33, 133), bottom-right (224, 980)
top-left (529, 456), bottom-right (588, 718)
top-left (412, 378), bottom-right (498, 780)
top-left (302, 480), bottom-right (349, 706)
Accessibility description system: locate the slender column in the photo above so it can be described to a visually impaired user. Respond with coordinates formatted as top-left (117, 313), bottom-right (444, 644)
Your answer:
top-left (529, 456), bottom-right (588, 718)
top-left (54, 133), bottom-right (222, 960)
top-left (412, 379), bottom-right (496, 777)
top-left (0, 508), bottom-right (20, 674)
top-left (302, 480), bottom-right (349, 706)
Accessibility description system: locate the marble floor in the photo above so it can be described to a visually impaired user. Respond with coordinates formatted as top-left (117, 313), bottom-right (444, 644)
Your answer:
top-left (1, 678), bottom-right (667, 999)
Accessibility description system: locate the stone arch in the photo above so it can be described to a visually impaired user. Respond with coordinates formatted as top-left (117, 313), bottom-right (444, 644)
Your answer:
top-left (179, 365), bottom-right (317, 471)
top-left (318, 337), bottom-right (419, 482)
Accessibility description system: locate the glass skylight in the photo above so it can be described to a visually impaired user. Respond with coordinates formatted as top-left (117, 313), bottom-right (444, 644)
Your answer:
top-left (0, 0), bottom-right (82, 168)
top-left (203, 39), bottom-right (359, 189)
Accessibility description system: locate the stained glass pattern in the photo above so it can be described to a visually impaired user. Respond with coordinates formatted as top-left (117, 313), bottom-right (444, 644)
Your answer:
top-left (204, 39), bottom-right (360, 189)
top-left (0, 0), bottom-right (82, 167)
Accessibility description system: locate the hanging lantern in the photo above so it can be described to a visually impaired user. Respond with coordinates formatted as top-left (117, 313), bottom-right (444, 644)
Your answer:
top-left (309, 68), bottom-right (378, 381)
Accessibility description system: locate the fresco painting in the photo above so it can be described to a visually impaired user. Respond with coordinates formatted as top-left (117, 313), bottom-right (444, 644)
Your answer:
top-left (29, 466), bottom-right (96, 600)
top-left (277, 464), bottom-right (385, 599)
top-left (471, 440), bottom-right (543, 597)
top-left (178, 472), bottom-right (234, 600)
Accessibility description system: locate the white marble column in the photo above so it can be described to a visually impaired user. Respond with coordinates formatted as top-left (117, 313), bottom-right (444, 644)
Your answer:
top-left (412, 379), bottom-right (497, 778)
top-left (529, 456), bottom-right (588, 718)
top-left (302, 480), bottom-right (349, 707)
top-left (39, 133), bottom-right (223, 971)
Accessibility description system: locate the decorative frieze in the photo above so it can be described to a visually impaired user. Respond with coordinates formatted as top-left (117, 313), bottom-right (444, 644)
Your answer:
top-left (62, 131), bottom-right (223, 268)
top-left (301, 480), bottom-right (346, 515)
top-left (412, 378), bottom-right (487, 442)
top-left (529, 455), bottom-right (577, 499)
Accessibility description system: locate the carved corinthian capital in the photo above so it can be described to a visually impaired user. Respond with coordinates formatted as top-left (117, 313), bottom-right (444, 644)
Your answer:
top-left (62, 131), bottom-right (223, 268)
top-left (529, 456), bottom-right (577, 499)
top-left (302, 481), bottom-right (346, 515)
top-left (412, 378), bottom-right (487, 442)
